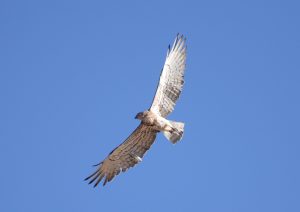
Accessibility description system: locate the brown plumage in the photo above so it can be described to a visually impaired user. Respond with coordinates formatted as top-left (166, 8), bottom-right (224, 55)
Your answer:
top-left (85, 34), bottom-right (187, 187)
top-left (85, 124), bottom-right (157, 186)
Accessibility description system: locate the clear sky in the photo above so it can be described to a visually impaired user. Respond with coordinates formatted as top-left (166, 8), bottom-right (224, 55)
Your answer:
top-left (1, 0), bottom-right (300, 211)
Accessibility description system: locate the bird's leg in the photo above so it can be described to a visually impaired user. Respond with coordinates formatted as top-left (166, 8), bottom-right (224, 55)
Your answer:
top-left (165, 125), bottom-right (183, 136)
top-left (164, 125), bottom-right (174, 132)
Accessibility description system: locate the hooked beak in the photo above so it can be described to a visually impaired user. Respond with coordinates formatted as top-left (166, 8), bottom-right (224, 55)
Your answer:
top-left (135, 115), bottom-right (138, 119)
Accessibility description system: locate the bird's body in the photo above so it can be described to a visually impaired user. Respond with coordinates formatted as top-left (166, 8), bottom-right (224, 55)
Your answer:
top-left (85, 34), bottom-right (187, 186)
top-left (135, 110), bottom-right (172, 131)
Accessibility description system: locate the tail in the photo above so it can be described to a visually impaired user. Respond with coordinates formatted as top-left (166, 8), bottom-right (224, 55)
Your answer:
top-left (163, 121), bottom-right (185, 144)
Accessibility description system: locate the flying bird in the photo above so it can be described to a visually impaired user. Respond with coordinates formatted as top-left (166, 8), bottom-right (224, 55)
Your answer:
top-left (85, 34), bottom-right (187, 187)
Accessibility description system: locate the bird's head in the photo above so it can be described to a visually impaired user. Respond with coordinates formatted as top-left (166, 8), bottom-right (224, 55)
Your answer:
top-left (135, 112), bottom-right (145, 120)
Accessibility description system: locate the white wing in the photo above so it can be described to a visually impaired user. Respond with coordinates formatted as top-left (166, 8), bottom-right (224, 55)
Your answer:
top-left (150, 34), bottom-right (187, 117)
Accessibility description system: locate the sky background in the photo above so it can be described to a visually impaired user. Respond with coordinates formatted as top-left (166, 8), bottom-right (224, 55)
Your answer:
top-left (1, 0), bottom-right (300, 211)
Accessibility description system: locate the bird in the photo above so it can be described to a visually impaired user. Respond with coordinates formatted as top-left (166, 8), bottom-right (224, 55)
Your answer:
top-left (85, 34), bottom-right (187, 187)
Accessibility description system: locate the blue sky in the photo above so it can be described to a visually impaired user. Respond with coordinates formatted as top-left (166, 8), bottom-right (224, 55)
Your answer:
top-left (1, 0), bottom-right (300, 211)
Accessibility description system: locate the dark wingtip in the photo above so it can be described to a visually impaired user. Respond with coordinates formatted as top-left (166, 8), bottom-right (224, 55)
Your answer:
top-left (85, 165), bottom-right (102, 184)
top-left (93, 162), bottom-right (103, 167)
top-left (84, 174), bottom-right (93, 181)
top-left (103, 177), bottom-right (109, 186)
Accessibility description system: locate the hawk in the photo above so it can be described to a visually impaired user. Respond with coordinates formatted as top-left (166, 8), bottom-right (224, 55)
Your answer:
top-left (85, 34), bottom-right (187, 187)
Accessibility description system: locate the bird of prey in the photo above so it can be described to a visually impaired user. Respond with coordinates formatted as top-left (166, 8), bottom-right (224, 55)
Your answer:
top-left (85, 34), bottom-right (187, 187)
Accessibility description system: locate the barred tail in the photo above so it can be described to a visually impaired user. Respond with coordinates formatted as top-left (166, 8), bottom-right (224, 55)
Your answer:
top-left (163, 121), bottom-right (185, 144)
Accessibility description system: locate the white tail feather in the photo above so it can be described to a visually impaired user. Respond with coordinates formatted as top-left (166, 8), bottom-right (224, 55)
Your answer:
top-left (163, 121), bottom-right (185, 144)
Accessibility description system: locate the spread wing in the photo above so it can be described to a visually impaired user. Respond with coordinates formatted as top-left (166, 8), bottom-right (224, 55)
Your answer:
top-left (85, 124), bottom-right (158, 187)
top-left (150, 34), bottom-right (187, 117)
